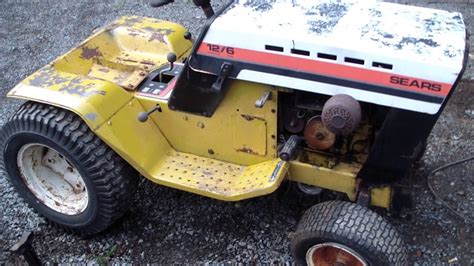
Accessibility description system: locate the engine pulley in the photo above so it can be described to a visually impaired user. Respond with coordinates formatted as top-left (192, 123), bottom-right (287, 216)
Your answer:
top-left (284, 110), bottom-right (306, 133)
top-left (322, 94), bottom-right (361, 135)
top-left (304, 116), bottom-right (336, 150)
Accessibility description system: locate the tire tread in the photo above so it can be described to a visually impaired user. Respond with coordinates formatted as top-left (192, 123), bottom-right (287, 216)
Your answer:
top-left (0, 102), bottom-right (138, 236)
top-left (291, 201), bottom-right (408, 265)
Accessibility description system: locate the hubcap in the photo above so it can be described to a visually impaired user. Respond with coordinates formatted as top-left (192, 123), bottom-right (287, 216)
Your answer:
top-left (306, 243), bottom-right (367, 266)
top-left (17, 143), bottom-right (88, 215)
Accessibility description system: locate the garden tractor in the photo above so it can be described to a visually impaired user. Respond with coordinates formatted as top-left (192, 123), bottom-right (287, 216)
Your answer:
top-left (0, 0), bottom-right (468, 264)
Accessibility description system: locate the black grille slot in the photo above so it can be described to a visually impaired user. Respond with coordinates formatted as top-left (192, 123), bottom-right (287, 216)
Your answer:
top-left (265, 45), bottom-right (284, 52)
top-left (372, 61), bottom-right (393, 70)
top-left (345, 57), bottom-right (365, 65)
top-left (291, 48), bottom-right (310, 56)
top-left (317, 53), bottom-right (337, 61)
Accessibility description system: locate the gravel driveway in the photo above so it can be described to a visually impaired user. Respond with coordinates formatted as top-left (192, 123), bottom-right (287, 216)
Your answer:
top-left (1, 0), bottom-right (473, 264)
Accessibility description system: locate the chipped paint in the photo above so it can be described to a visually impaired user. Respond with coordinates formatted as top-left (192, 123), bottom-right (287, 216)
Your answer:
top-left (26, 67), bottom-right (107, 98)
top-left (84, 112), bottom-right (97, 121)
top-left (143, 27), bottom-right (175, 43)
top-left (201, 0), bottom-right (467, 115)
top-left (80, 46), bottom-right (102, 60)
top-left (236, 147), bottom-right (259, 155)
top-left (240, 114), bottom-right (265, 121)
top-left (212, 0), bottom-right (465, 64)
top-left (58, 86), bottom-right (106, 98)
top-left (149, 151), bottom-right (287, 200)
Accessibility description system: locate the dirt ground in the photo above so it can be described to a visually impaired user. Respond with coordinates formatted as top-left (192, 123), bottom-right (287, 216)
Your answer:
top-left (0, 0), bottom-right (473, 264)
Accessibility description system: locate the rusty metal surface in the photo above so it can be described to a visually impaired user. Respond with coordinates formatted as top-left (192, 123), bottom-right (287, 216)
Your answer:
top-left (147, 151), bottom-right (288, 201)
top-left (17, 144), bottom-right (88, 215)
top-left (306, 243), bottom-right (367, 266)
top-left (303, 116), bottom-right (336, 150)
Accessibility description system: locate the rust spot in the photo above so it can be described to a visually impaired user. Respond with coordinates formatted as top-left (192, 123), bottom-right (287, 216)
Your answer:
top-left (80, 46), bottom-right (102, 60)
top-left (202, 171), bottom-right (214, 177)
top-left (140, 60), bottom-right (156, 66)
top-left (236, 147), bottom-right (259, 155)
top-left (126, 27), bottom-right (146, 37)
top-left (145, 28), bottom-right (175, 43)
top-left (28, 66), bottom-right (69, 87)
top-left (58, 83), bottom-right (106, 98)
top-left (120, 58), bottom-right (139, 63)
top-left (241, 114), bottom-right (265, 121)
top-left (121, 16), bottom-right (145, 26)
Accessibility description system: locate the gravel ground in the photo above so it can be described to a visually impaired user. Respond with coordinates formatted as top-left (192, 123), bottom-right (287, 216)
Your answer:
top-left (1, 0), bottom-right (473, 264)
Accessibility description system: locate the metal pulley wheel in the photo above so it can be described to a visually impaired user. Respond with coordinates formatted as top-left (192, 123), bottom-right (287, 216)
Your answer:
top-left (284, 110), bottom-right (306, 133)
top-left (304, 116), bottom-right (336, 150)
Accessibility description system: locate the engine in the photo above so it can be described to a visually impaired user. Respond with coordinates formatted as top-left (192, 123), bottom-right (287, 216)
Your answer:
top-left (279, 91), bottom-right (372, 164)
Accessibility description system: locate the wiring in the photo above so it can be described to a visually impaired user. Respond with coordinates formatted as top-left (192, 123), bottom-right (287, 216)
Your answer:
top-left (426, 155), bottom-right (474, 224)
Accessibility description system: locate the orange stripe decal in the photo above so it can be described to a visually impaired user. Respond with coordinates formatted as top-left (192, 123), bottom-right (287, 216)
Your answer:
top-left (197, 43), bottom-right (452, 97)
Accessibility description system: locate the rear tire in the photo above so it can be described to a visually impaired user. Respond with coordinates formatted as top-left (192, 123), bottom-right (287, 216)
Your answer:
top-left (0, 102), bottom-right (138, 236)
top-left (291, 201), bottom-right (408, 265)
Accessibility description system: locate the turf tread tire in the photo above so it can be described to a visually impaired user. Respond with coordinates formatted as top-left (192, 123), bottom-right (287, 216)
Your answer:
top-left (291, 200), bottom-right (408, 265)
top-left (0, 102), bottom-right (138, 236)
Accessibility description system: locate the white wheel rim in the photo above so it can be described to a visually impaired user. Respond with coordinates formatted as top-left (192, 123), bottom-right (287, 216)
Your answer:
top-left (306, 242), bottom-right (368, 266)
top-left (17, 143), bottom-right (88, 215)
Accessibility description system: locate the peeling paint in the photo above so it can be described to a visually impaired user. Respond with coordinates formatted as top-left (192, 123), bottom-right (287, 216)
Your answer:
top-left (236, 147), bottom-right (259, 155)
top-left (58, 85), bottom-right (106, 98)
top-left (84, 112), bottom-right (97, 121)
top-left (144, 27), bottom-right (175, 43)
top-left (80, 46), bottom-right (102, 60)
top-left (241, 114), bottom-right (265, 121)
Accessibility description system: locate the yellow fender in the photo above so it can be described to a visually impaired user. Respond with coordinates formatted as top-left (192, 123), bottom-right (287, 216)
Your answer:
top-left (8, 16), bottom-right (192, 130)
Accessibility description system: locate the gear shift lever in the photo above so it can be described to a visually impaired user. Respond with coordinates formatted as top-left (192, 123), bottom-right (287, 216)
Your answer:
top-left (159, 53), bottom-right (177, 83)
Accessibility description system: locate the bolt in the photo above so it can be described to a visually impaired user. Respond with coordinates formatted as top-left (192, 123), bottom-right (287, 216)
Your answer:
top-left (316, 132), bottom-right (325, 140)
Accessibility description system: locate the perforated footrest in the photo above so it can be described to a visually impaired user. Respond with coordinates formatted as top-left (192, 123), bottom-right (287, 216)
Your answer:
top-left (150, 152), bottom-right (288, 201)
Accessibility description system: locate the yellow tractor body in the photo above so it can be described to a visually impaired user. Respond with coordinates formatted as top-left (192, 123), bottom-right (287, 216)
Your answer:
top-left (8, 16), bottom-right (393, 208)
top-left (3, 1), bottom-right (468, 263)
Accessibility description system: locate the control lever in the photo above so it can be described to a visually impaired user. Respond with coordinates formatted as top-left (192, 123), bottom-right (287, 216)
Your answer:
top-left (192, 0), bottom-right (214, 18)
top-left (255, 91), bottom-right (272, 108)
top-left (138, 105), bottom-right (162, 122)
top-left (150, 0), bottom-right (174, 7)
top-left (159, 53), bottom-right (177, 82)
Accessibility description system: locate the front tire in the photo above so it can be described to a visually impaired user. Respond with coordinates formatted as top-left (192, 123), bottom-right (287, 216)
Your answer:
top-left (0, 102), bottom-right (138, 236)
top-left (291, 201), bottom-right (408, 265)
